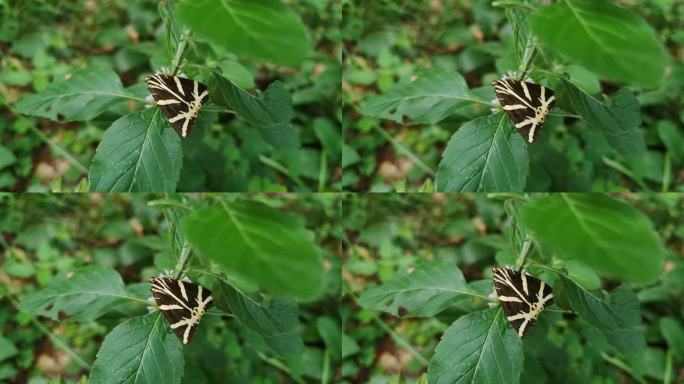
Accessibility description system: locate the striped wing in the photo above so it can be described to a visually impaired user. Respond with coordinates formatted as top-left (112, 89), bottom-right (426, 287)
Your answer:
top-left (145, 74), bottom-right (209, 138)
top-left (150, 277), bottom-right (213, 344)
top-left (492, 267), bottom-right (553, 338)
top-left (492, 79), bottom-right (555, 143)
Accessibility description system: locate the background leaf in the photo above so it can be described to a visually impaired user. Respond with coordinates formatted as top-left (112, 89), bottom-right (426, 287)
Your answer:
top-left (89, 313), bottom-right (184, 384)
top-left (531, 0), bottom-right (667, 87)
top-left (213, 280), bottom-right (304, 356)
top-left (184, 200), bottom-right (323, 301)
top-left (177, 0), bottom-right (311, 66)
top-left (358, 262), bottom-right (477, 317)
top-left (18, 266), bottom-right (129, 321)
top-left (428, 307), bottom-right (523, 384)
top-left (436, 113), bottom-right (528, 192)
top-left (557, 275), bottom-right (645, 355)
top-left (360, 71), bottom-right (473, 125)
top-left (521, 194), bottom-right (665, 283)
top-left (15, 68), bottom-right (130, 121)
top-left (89, 109), bottom-right (182, 192)
top-left (211, 73), bottom-right (299, 150)
top-left (557, 79), bottom-right (646, 156)
top-left (659, 317), bottom-right (684, 359)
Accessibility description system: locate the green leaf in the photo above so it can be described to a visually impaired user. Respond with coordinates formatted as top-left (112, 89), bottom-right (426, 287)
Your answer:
top-left (360, 71), bottom-right (473, 125)
top-left (557, 79), bottom-right (646, 156)
top-left (211, 73), bottom-right (299, 150)
top-left (436, 113), bottom-right (529, 192)
top-left (89, 109), bottom-right (182, 192)
top-left (557, 275), bottom-right (645, 355)
top-left (15, 67), bottom-right (130, 121)
top-left (0, 146), bottom-right (17, 170)
top-left (0, 336), bottom-right (18, 362)
top-left (531, 0), bottom-right (667, 87)
top-left (358, 262), bottom-right (477, 317)
top-left (184, 200), bottom-right (323, 301)
top-left (428, 307), bottom-right (523, 384)
top-left (317, 317), bottom-right (342, 360)
top-left (212, 280), bottom-right (304, 356)
top-left (657, 120), bottom-right (684, 162)
top-left (89, 313), bottom-right (184, 384)
top-left (18, 266), bottom-right (129, 321)
top-left (659, 317), bottom-right (684, 358)
top-left (521, 194), bottom-right (665, 283)
top-left (177, 0), bottom-right (311, 66)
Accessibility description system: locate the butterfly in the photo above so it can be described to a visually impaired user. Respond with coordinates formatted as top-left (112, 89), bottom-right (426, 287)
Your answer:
top-left (150, 276), bottom-right (213, 344)
top-left (492, 267), bottom-right (553, 337)
top-left (145, 74), bottom-right (209, 138)
top-left (492, 78), bottom-right (555, 143)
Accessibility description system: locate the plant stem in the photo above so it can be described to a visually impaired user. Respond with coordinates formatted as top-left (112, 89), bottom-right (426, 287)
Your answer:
top-left (516, 234), bottom-right (534, 271)
top-left (372, 124), bottom-right (436, 177)
top-left (28, 125), bottom-right (89, 174)
top-left (173, 243), bottom-right (193, 279)
top-left (171, 30), bottom-right (190, 76)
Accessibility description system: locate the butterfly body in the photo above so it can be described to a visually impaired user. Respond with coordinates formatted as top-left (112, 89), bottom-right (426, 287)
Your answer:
top-left (492, 267), bottom-right (553, 337)
top-left (150, 277), bottom-right (213, 344)
top-left (146, 74), bottom-right (209, 138)
top-left (492, 79), bottom-right (555, 143)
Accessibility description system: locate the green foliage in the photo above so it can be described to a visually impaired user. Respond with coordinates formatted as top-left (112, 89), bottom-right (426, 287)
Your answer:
top-left (557, 275), bottom-right (645, 356)
top-left (435, 113), bottom-right (528, 192)
top-left (428, 308), bottom-right (523, 384)
top-left (18, 266), bottom-right (130, 321)
top-left (89, 109), bottom-right (182, 192)
top-left (177, 0), bottom-right (312, 66)
top-left (89, 313), bottom-right (184, 384)
top-left (211, 74), bottom-right (299, 150)
top-left (15, 68), bottom-right (133, 121)
top-left (1, 194), bottom-right (341, 382)
top-left (2, 0), bottom-right (340, 192)
top-left (213, 281), bottom-right (304, 357)
top-left (360, 71), bottom-right (473, 125)
top-left (521, 194), bottom-right (665, 283)
top-left (184, 200), bottom-right (323, 301)
top-left (344, 0), bottom-right (682, 192)
top-left (556, 79), bottom-right (645, 156)
top-left (358, 261), bottom-right (473, 317)
top-left (531, 0), bottom-right (667, 88)
top-left (344, 194), bottom-right (684, 382)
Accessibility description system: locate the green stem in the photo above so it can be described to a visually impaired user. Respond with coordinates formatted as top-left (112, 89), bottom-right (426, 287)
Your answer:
top-left (601, 352), bottom-right (646, 384)
top-left (173, 244), bottom-right (193, 279)
top-left (171, 30), bottom-right (190, 76)
top-left (258, 155), bottom-right (306, 188)
top-left (372, 125), bottom-right (436, 177)
top-left (516, 234), bottom-right (534, 271)
top-left (27, 125), bottom-right (88, 174)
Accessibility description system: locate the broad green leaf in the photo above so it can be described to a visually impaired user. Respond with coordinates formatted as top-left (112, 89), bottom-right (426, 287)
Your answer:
top-left (18, 266), bottom-right (129, 321)
top-left (557, 275), bottom-right (645, 355)
top-left (557, 79), bottom-right (646, 156)
top-left (521, 194), bottom-right (665, 283)
top-left (212, 280), bottom-right (304, 356)
top-left (89, 109), bottom-right (182, 192)
top-left (358, 262), bottom-right (477, 317)
top-left (15, 67), bottom-right (130, 121)
top-left (177, 0), bottom-right (311, 66)
top-left (360, 71), bottom-right (473, 125)
top-left (211, 73), bottom-right (299, 150)
top-left (436, 113), bottom-right (528, 192)
top-left (531, 0), bottom-right (667, 87)
top-left (428, 307), bottom-right (523, 384)
top-left (659, 317), bottom-right (684, 358)
top-left (184, 200), bottom-right (322, 301)
top-left (89, 313), bottom-right (184, 384)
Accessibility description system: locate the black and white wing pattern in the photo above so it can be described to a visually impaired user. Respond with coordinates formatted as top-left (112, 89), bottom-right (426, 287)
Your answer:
top-left (145, 74), bottom-right (209, 138)
top-left (150, 277), bottom-right (213, 344)
top-left (492, 79), bottom-right (555, 143)
top-left (492, 267), bottom-right (553, 338)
